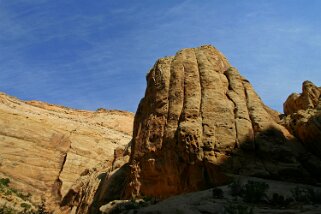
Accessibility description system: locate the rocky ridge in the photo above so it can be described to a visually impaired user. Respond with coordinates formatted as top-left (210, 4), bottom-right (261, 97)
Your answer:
top-left (122, 45), bottom-right (321, 199)
top-left (283, 81), bottom-right (321, 158)
top-left (0, 93), bottom-right (133, 211)
top-left (59, 45), bottom-right (321, 214)
top-left (2, 45), bottom-right (321, 214)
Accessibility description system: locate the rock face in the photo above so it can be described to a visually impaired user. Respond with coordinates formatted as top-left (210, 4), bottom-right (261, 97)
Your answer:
top-left (59, 146), bottom-right (131, 214)
top-left (0, 93), bottom-right (133, 211)
top-left (284, 81), bottom-right (321, 115)
top-left (120, 45), bottom-right (321, 199)
top-left (283, 81), bottom-right (321, 157)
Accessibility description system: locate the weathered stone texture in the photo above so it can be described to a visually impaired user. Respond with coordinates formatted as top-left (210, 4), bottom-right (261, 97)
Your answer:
top-left (0, 93), bottom-right (133, 211)
top-left (283, 81), bottom-right (321, 157)
top-left (122, 45), bottom-right (321, 199)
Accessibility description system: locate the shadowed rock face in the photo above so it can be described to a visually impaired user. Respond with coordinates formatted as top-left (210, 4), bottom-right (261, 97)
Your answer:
top-left (122, 45), bottom-right (321, 199)
top-left (59, 146), bottom-right (131, 214)
top-left (283, 81), bottom-right (321, 157)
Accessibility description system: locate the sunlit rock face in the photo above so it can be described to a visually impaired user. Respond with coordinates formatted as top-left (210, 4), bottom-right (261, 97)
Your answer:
top-left (0, 93), bottom-right (133, 211)
top-left (283, 81), bottom-right (321, 157)
top-left (122, 45), bottom-right (321, 199)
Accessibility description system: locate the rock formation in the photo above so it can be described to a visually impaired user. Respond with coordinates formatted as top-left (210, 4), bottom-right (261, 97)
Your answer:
top-left (283, 81), bottom-right (321, 157)
top-left (284, 81), bottom-right (321, 115)
top-left (119, 45), bottom-right (321, 199)
top-left (0, 93), bottom-right (133, 211)
top-left (59, 145), bottom-right (131, 214)
top-left (2, 45), bottom-right (321, 214)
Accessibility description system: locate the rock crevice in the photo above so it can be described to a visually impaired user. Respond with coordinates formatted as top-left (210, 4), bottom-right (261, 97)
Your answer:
top-left (121, 45), bottom-right (321, 199)
top-left (0, 92), bottom-right (134, 211)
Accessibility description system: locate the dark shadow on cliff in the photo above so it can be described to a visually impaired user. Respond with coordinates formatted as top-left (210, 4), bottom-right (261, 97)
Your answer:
top-left (88, 164), bottom-right (130, 213)
top-left (81, 126), bottom-right (321, 214)
top-left (214, 126), bottom-right (321, 186)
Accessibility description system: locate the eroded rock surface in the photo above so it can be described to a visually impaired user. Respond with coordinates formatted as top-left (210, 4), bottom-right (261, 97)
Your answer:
top-left (120, 45), bottom-right (321, 199)
top-left (0, 93), bottom-right (133, 211)
top-left (283, 81), bottom-right (321, 157)
top-left (284, 81), bottom-right (321, 115)
top-left (59, 145), bottom-right (131, 214)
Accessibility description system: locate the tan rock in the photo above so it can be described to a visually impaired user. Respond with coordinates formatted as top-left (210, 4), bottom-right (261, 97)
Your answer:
top-left (120, 45), bottom-right (321, 199)
top-left (56, 45), bottom-right (321, 214)
top-left (0, 92), bottom-right (133, 211)
top-left (283, 81), bottom-right (321, 157)
top-left (284, 81), bottom-right (321, 115)
top-left (59, 145), bottom-right (131, 214)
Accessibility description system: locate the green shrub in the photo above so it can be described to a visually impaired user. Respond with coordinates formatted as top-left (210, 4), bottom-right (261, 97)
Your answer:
top-left (4, 189), bottom-right (12, 196)
top-left (228, 180), bottom-right (269, 203)
top-left (307, 188), bottom-right (321, 204)
top-left (0, 178), bottom-right (10, 187)
top-left (224, 204), bottom-right (253, 214)
top-left (269, 193), bottom-right (293, 207)
top-left (242, 181), bottom-right (269, 203)
top-left (109, 200), bottom-right (146, 214)
top-left (0, 204), bottom-right (15, 214)
top-left (228, 179), bottom-right (243, 197)
top-left (17, 192), bottom-right (31, 201)
top-left (291, 186), bottom-right (321, 204)
top-left (226, 67), bottom-right (234, 72)
top-left (291, 186), bottom-right (311, 203)
top-left (141, 195), bottom-right (159, 205)
top-left (20, 203), bottom-right (30, 209)
top-left (20, 202), bottom-right (31, 210)
top-left (212, 187), bottom-right (224, 199)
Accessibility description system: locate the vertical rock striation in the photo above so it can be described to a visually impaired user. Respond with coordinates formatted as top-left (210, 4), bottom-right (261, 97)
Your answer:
top-left (122, 45), bottom-right (321, 199)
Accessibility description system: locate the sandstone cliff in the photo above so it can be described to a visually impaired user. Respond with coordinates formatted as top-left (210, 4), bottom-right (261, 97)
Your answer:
top-left (4, 45), bottom-right (321, 214)
top-left (121, 45), bottom-right (321, 199)
top-left (283, 81), bottom-right (321, 157)
top-left (59, 146), bottom-right (131, 214)
top-left (0, 93), bottom-right (133, 211)
top-left (58, 45), bottom-right (321, 214)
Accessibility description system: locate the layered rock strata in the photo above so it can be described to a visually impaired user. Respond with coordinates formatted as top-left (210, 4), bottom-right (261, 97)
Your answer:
top-left (0, 93), bottom-right (133, 210)
top-left (59, 145), bottom-right (131, 214)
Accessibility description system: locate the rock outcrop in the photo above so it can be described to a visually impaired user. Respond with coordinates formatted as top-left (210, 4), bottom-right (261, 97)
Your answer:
top-left (284, 81), bottom-right (321, 115)
top-left (3, 45), bottom-right (321, 214)
top-left (0, 93), bottom-right (133, 211)
top-left (0, 177), bottom-right (39, 213)
top-left (283, 81), bottom-right (321, 157)
top-left (119, 45), bottom-right (321, 199)
top-left (59, 145), bottom-right (131, 214)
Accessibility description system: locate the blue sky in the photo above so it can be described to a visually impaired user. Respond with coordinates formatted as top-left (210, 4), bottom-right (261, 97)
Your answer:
top-left (1, 0), bottom-right (321, 112)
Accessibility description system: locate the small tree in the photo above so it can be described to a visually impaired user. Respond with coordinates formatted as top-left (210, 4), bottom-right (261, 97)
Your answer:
top-left (0, 178), bottom-right (10, 187)
top-left (242, 181), bottom-right (269, 203)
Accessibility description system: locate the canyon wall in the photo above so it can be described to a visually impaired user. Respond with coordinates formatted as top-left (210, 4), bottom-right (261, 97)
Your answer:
top-left (0, 93), bottom-right (133, 210)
